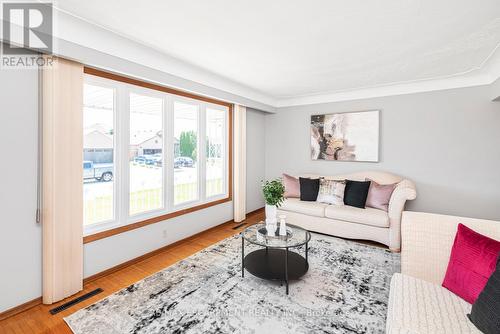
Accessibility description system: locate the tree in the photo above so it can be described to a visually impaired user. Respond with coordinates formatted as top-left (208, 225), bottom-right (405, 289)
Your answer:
top-left (179, 131), bottom-right (197, 161)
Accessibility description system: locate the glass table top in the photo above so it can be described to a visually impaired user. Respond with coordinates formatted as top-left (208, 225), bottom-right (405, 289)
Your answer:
top-left (241, 222), bottom-right (311, 248)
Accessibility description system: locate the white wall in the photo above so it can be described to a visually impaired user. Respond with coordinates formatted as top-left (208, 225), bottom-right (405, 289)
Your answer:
top-left (491, 77), bottom-right (500, 101)
top-left (0, 69), bottom-right (41, 312)
top-left (246, 108), bottom-right (266, 213)
top-left (84, 202), bottom-right (233, 277)
top-left (266, 84), bottom-right (500, 220)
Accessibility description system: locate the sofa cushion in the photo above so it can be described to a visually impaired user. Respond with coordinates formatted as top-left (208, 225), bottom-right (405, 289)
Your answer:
top-left (279, 198), bottom-right (328, 217)
top-left (343, 180), bottom-right (371, 208)
top-left (299, 177), bottom-right (320, 201)
top-left (316, 179), bottom-right (345, 205)
top-left (365, 178), bottom-right (396, 212)
top-left (325, 205), bottom-right (389, 228)
top-left (282, 173), bottom-right (300, 198)
top-left (442, 223), bottom-right (500, 304)
top-left (468, 257), bottom-right (500, 334)
top-left (386, 273), bottom-right (481, 334)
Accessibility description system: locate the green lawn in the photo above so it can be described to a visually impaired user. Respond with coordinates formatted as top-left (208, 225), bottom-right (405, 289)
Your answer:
top-left (84, 179), bottom-right (223, 226)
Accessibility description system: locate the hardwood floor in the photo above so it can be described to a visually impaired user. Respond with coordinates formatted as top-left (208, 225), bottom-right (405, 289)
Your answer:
top-left (0, 209), bottom-right (265, 334)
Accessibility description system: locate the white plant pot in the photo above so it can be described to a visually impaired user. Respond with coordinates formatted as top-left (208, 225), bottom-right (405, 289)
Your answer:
top-left (265, 204), bottom-right (277, 236)
top-left (265, 204), bottom-right (277, 224)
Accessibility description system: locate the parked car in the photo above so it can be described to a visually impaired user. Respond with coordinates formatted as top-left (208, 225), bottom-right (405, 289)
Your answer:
top-left (145, 157), bottom-right (156, 165)
top-left (133, 155), bottom-right (148, 164)
top-left (134, 154), bottom-right (162, 166)
top-left (83, 161), bottom-right (113, 182)
top-left (174, 156), bottom-right (194, 168)
top-left (153, 157), bottom-right (162, 167)
top-left (146, 153), bottom-right (162, 166)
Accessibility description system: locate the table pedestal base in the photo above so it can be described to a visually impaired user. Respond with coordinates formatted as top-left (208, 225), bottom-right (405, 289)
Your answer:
top-left (243, 248), bottom-right (309, 294)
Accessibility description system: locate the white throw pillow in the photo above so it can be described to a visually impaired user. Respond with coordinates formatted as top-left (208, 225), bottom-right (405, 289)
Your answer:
top-left (316, 179), bottom-right (345, 205)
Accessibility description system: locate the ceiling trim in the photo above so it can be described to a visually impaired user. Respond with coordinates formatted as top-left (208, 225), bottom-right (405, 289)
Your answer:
top-left (276, 46), bottom-right (500, 107)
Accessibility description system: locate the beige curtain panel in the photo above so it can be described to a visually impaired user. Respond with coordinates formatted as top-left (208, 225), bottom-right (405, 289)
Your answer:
top-left (233, 105), bottom-right (247, 222)
top-left (42, 56), bottom-right (84, 304)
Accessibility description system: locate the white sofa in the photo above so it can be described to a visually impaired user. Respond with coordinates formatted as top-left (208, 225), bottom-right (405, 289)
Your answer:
top-left (386, 211), bottom-right (500, 334)
top-left (277, 171), bottom-right (416, 251)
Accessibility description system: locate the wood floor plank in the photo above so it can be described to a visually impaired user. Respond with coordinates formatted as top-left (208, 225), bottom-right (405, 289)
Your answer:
top-left (0, 210), bottom-right (263, 333)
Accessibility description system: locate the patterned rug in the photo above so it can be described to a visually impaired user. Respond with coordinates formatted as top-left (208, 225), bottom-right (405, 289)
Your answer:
top-left (65, 233), bottom-right (400, 334)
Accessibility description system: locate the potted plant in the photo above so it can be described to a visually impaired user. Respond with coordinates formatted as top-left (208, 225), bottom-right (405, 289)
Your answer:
top-left (261, 178), bottom-right (285, 233)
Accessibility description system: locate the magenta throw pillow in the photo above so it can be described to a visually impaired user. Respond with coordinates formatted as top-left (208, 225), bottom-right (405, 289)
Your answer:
top-left (442, 224), bottom-right (500, 304)
top-left (282, 173), bottom-right (300, 198)
top-left (365, 179), bottom-right (396, 212)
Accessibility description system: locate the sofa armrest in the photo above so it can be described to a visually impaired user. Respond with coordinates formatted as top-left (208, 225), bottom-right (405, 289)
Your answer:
top-left (388, 179), bottom-right (416, 219)
top-left (386, 179), bottom-right (417, 251)
top-left (401, 211), bottom-right (500, 285)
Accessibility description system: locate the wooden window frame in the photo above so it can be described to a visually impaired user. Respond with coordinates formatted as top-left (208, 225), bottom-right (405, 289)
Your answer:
top-left (83, 67), bottom-right (233, 244)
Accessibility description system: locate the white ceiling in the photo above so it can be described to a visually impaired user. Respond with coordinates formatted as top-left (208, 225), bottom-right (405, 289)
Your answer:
top-left (56, 0), bottom-right (500, 105)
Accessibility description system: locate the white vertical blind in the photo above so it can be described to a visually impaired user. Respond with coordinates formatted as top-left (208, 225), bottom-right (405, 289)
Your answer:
top-left (42, 56), bottom-right (84, 304)
top-left (233, 105), bottom-right (246, 222)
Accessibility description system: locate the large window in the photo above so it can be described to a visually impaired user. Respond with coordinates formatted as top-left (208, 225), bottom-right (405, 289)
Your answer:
top-left (82, 69), bottom-right (231, 237)
top-left (174, 101), bottom-right (199, 205)
top-left (129, 93), bottom-right (164, 215)
top-left (83, 83), bottom-right (115, 227)
top-left (206, 107), bottom-right (226, 198)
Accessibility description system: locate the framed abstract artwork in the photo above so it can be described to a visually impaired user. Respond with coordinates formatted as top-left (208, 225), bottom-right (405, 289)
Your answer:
top-left (310, 110), bottom-right (379, 162)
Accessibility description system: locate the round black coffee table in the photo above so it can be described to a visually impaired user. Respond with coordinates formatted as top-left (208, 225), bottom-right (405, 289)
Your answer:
top-left (241, 223), bottom-right (311, 294)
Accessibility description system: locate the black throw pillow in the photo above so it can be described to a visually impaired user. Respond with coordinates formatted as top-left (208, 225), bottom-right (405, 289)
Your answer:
top-left (468, 256), bottom-right (500, 334)
top-left (343, 180), bottom-right (371, 208)
top-left (299, 177), bottom-right (320, 201)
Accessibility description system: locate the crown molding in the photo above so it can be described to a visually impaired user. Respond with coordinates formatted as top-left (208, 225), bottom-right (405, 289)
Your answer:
top-left (276, 47), bottom-right (500, 107)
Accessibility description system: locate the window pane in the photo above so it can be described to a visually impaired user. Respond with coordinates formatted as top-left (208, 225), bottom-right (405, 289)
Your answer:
top-left (129, 93), bottom-right (163, 215)
top-left (206, 108), bottom-right (226, 197)
top-left (83, 84), bottom-right (115, 226)
top-left (174, 101), bottom-right (198, 205)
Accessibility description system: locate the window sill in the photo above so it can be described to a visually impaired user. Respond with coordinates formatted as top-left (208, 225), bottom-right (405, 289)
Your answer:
top-left (83, 196), bottom-right (232, 244)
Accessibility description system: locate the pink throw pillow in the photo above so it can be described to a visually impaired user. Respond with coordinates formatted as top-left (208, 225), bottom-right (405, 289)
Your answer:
top-left (365, 179), bottom-right (396, 212)
top-left (442, 224), bottom-right (500, 304)
top-left (282, 173), bottom-right (300, 198)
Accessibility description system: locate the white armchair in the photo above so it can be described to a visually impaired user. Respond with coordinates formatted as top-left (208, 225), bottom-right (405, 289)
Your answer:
top-left (386, 211), bottom-right (500, 333)
top-left (400, 211), bottom-right (500, 285)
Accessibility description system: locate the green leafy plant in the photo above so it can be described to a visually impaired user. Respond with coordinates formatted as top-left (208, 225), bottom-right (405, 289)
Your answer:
top-left (261, 178), bottom-right (285, 207)
top-left (179, 131), bottom-right (197, 161)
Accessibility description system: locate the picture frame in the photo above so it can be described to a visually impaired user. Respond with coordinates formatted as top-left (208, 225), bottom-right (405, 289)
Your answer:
top-left (310, 110), bottom-right (379, 162)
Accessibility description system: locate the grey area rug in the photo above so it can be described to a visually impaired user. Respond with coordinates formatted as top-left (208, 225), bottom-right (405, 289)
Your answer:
top-left (65, 233), bottom-right (400, 334)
